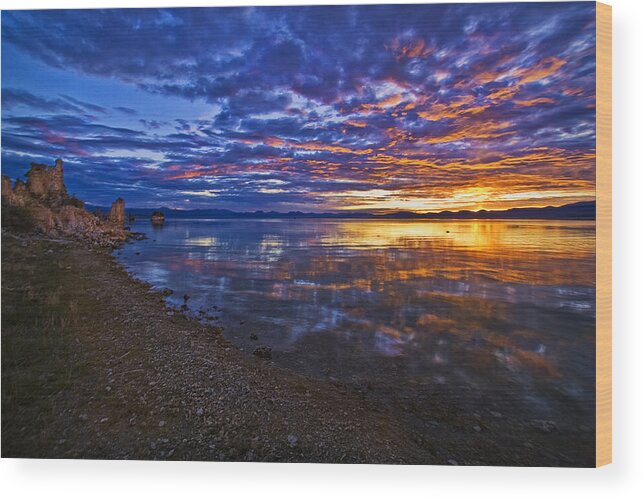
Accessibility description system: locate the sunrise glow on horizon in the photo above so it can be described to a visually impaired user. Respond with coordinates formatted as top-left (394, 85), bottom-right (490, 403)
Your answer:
top-left (1, 3), bottom-right (597, 213)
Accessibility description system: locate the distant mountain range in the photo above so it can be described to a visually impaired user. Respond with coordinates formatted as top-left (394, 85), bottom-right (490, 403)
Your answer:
top-left (86, 201), bottom-right (596, 220)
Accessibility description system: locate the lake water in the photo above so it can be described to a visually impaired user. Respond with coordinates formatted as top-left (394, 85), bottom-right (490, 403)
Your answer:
top-left (117, 218), bottom-right (596, 454)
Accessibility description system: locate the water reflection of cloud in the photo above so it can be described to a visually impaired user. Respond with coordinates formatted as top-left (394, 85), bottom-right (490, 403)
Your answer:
top-left (184, 236), bottom-right (219, 246)
top-left (119, 219), bottom-right (596, 422)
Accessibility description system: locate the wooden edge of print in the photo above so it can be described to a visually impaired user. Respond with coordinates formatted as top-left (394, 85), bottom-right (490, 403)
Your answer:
top-left (595, 1), bottom-right (612, 468)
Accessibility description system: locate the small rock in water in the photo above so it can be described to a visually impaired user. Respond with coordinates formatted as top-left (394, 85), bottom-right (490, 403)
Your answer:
top-left (161, 288), bottom-right (173, 296)
top-left (253, 346), bottom-right (272, 360)
top-left (250, 333), bottom-right (258, 341)
top-left (287, 434), bottom-right (298, 447)
top-left (183, 294), bottom-right (189, 302)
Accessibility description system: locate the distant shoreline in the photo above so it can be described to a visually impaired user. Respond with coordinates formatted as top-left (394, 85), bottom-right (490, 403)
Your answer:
top-left (126, 216), bottom-right (597, 222)
top-left (89, 200), bottom-right (597, 221)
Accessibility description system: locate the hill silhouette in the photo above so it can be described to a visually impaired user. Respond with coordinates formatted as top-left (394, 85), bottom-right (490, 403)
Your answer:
top-left (86, 201), bottom-right (596, 221)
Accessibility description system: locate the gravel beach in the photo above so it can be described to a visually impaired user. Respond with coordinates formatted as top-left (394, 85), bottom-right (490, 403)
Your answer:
top-left (1, 233), bottom-right (428, 463)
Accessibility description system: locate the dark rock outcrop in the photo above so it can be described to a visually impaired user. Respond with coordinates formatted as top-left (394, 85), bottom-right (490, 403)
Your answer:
top-left (2, 159), bottom-right (131, 246)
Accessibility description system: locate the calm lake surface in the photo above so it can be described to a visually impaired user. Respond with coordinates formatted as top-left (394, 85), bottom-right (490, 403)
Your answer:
top-left (117, 218), bottom-right (596, 438)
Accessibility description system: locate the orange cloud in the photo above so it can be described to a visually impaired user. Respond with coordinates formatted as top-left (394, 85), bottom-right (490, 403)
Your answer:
top-left (515, 97), bottom-right (556, 107)
top-left (293, 141), bottom-right (373, 155)
top-left (487, 86), bottom-right (519, 101)
top-left (513, 57), bottom-right (566, 85)
top-left (264, 136), bottom-right (286, 147)
top-left (473, 56), bottom-right (566, 87)
top-left (562, 87), bottom-right (585, 96)
top-left (379, 93), bottom-right (404, 108)
top-left (417, 95), bottom-right (480, 121)
top-left (344, 120), bottom-right (368, 128)
top-left (420, 120), bottom-right (513, 144)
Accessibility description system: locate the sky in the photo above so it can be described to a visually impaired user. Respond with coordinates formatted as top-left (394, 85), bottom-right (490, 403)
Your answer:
top-left (1, 3), bottom-right (597, 212)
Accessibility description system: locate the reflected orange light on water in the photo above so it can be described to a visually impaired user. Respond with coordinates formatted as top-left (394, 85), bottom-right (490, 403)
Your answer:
top-left (317, 220), bottom-right (594, 269)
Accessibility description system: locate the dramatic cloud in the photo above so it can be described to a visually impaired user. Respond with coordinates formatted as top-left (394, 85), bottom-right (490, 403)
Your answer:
top-left (1, 3), bottom-right (596, 211)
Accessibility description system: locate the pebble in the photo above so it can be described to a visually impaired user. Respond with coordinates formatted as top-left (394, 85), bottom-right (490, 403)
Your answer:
top-left (159, 420), bottom-right (166, 427)
top-left (287, 434), bottom-right (298, 447)
top-left (447, 459), bottom-right (458, 466)
top-left (195, 407), bottom-right (204, 417)
top-left (473, 425), bottom-right (481, 432)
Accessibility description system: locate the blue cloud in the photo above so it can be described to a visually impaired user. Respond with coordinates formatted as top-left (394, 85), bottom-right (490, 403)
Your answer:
top-left (1, 3), bottom-right (597, 211)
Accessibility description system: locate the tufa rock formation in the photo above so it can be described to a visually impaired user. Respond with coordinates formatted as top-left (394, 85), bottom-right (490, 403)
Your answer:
top-left (151, 210), bottom-right (165, 225)
top-left (2, 159), bottom-right (131, 246)
top-left (25, 159), bottom-right (67, 200)
top-left (1, 175), bottom-right (15, 204)
top-left (109, 197), bottom-right (126, 226)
